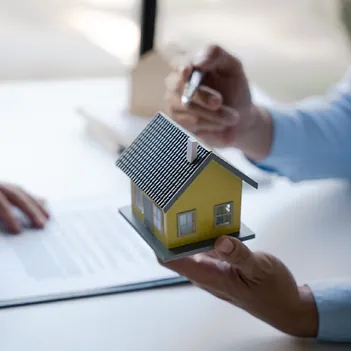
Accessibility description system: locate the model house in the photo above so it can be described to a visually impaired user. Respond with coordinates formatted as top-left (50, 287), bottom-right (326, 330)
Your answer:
top-left (117, 112), bottom-right (258, 261)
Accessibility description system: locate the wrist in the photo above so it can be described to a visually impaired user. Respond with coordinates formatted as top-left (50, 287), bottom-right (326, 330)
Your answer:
top-left (288, 285), bottom-right (318, 338)
top-left (232, 105), bottom-right (273, 161)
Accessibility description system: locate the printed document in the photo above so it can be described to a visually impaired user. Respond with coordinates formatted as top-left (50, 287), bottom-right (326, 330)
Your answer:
top-left (0, 201), bottom-right (182, 307)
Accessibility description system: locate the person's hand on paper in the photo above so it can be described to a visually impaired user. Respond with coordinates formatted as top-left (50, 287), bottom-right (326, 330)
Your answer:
top-left (0, 182), bottom-right (49, 233)
top-left (159, 236), bottom-right (318, 338)
top-left (164, 45), bottom-right (273, 161)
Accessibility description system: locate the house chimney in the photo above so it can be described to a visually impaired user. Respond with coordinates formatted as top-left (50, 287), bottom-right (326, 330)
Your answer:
top-left (186, 137), bottom-right (198, 163)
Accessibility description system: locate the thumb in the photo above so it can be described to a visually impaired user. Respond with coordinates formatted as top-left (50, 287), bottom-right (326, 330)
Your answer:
top-left (214, 236), bottom-right (257, 278)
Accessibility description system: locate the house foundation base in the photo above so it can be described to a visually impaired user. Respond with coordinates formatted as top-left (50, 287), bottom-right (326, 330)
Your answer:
top-left (119, 205), bottom-right (256, 262)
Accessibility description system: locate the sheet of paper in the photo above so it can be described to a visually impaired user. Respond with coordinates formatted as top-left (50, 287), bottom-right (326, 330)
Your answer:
top-left (0, 200), bottom-right (181, 307)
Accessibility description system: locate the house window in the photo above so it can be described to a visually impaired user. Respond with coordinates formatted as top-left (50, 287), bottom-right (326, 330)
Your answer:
top-left (177, 210), bottom-right (196, 237)
top-left (214, 202), bottom-right (233, 227)
top-left (134, 185), bottom-right (144, 213)
top-left (152, 204), bottom-right (163, 233)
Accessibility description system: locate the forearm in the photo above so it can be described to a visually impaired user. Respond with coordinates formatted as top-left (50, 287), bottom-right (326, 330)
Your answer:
top-left (232, 105), bottom-right (273, 161)
top-left (239, 92), bottom-right (351, 182)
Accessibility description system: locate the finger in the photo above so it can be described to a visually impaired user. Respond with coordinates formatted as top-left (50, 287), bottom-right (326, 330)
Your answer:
top-left (202, 250), bottom-right (219, 259)
top-left (5, 189), bottom-right (47, 228)
top-left (171, 98), bottom-right (238, 127)
top-left (173, 113), bottom-right (226, 134)
top-left (195, 131), bottom-right (229, 148)
top-left (0, 193), bottom-right (21, 233)
top-left (167, 111), bottom-right (200, 133)
top-left (200, 286), bottom-right (233, 304)
top-left (215, 236), bottom-right (258, 279)
top-left (165, 77), bottom-right (239, 127)
top-left (160, 254), bottom-right (240, 299)
top-left (165, 65), bottom-right (192, 95)
top-left (171, 255), bottom-right (238, 298)
top-left (30, 196), bottom-right (50, 219)
top-left (192, 46), bottom-right (220, 70)
top-left (161, 254), bottom-right (221, 287)
top-left (187, 102), bottom-right (238, 126)
top-left (164, 90), bottom-right (186, 115)
top-left (181, 64), bottom-right (192, 82)
top-left (192, 45), bottom-right (241, 75)
top-left (195, 126), bottom-right (237, 148)
top-left (196, 122), bottom-right (226, 133)
top-left (191, 85), bottom-right (223, 111)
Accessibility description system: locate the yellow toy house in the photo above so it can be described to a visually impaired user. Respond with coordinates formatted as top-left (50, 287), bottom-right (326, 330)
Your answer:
top-left (117, 113), bottom-right (258, 261)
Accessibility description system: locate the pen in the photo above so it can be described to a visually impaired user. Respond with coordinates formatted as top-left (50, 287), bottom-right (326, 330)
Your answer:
top-left (181, 70), bottom-right (204, 105)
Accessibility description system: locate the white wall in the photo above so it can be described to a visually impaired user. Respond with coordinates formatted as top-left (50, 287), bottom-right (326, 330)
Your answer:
top-left (0, 0), bottom-right (139, 81)
top-left (0, 0), bottom-right (350, 101)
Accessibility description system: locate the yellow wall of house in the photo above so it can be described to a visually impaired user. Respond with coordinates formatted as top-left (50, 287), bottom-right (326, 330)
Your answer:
top-left (149, 201), bottom-right (166, 246)
top-left (131, 181), bottom-right (168, 247)
top-left (165, 160), bottom-right (242, 249)
top-left (131, 180), bottom-right (144, 223)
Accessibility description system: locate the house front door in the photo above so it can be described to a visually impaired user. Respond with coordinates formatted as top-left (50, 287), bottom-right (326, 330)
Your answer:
top-left (143, 195), bottom-right (153, 230)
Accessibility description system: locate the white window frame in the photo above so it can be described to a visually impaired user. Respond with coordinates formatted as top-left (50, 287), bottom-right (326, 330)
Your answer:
top-left (152, 204), bottom-right (163, 233)
top-left (177, 210), bottom-right (196, 237)
top-left (214, 202), bottom-right (233, 227)
top-left (134, 184), bottom-right (144, 214)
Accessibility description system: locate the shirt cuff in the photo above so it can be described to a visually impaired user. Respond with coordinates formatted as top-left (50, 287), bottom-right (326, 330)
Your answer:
top-left (308, 280), bottom-right (351, 342)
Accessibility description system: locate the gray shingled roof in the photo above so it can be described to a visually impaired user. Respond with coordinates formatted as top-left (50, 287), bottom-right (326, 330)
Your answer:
top-left (116, 113), bottom-right (257, 211)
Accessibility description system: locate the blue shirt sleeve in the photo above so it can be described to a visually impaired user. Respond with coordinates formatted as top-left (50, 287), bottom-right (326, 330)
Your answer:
top-left (308, 280), bottom-right (351, 342)
top-left (254, 70), bottom-right (351, 182)
top-left (251, 69), bottom-right (351, 342)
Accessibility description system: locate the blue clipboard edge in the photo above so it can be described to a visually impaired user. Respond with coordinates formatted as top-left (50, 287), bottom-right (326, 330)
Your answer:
top-left (0, 276), bottom-right (189, 310)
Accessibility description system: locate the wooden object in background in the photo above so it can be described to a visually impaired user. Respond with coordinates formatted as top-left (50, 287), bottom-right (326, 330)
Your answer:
top-left (129, 50), bottom-right (173, 117)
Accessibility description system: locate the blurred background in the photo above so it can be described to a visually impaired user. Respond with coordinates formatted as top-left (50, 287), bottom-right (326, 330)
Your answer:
top-left (1, 0), bottom-right (351, 102)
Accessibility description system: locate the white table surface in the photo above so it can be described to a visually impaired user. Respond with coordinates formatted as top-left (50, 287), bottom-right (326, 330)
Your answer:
top-left (0, 77), bottom-right (350, 351)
